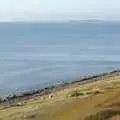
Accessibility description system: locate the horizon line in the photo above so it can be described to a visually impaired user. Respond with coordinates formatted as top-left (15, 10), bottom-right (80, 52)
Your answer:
top-left (0, 19), bottom-right (120, 23)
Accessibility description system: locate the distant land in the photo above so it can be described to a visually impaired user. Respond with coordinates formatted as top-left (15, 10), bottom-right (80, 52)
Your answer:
top-left (68, 19), bottom-right (106, 23)
top-left (67, 19), bottom-right (120, 24)
top-left (0, 19), bottom-right (119, 24)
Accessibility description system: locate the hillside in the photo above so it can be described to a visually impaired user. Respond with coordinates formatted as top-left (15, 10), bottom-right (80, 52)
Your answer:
top-left (1, 71), bottom-right (120, 120)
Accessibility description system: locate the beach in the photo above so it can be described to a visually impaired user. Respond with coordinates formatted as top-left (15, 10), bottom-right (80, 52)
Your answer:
top-left (1, 70), bottom-right (120, 120)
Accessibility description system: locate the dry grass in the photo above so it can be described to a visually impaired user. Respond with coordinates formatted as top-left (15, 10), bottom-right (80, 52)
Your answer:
top-left (84, 109), bottom-right (120, 120)
top-left (0, 72), bottom-right (120, 120)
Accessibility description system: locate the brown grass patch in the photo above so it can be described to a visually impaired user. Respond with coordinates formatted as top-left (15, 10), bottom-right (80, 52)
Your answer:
top-left (84, 109), bottom-right (120, 120)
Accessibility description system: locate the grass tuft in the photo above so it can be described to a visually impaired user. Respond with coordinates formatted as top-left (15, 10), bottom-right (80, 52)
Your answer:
top-left (69, 89), bottom-right (85, 97)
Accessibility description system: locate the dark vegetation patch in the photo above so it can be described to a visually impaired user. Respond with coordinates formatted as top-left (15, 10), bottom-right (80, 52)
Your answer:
top-left (84, 109), bottom-right (120, 120)
top-left (26, 114), bottom-right (36, 119)
top-left (70, 90), bottom-right (85, 97)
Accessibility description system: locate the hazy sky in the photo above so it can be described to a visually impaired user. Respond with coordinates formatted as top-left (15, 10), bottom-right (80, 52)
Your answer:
top-left (0, 0), bottom-right (120, 21)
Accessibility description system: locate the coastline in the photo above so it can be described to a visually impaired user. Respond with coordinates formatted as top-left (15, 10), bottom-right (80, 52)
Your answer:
top-left (1, 69), bottom-right (120, 119)
top-left (1, 69), bottom-right (120, 104)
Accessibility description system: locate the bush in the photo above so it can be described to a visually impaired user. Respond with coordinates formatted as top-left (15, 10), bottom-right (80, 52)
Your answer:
top-left (70, 90), bottom-right (85, 97)
top-left (92, 89), bottom-right (104, 95)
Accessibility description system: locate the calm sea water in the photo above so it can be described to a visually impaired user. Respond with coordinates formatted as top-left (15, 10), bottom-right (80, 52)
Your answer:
top-left (0, 22), bottom-right (120, 96)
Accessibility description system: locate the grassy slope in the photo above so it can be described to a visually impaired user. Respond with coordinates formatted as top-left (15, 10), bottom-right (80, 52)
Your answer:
top-left (1, 73), bottom-right (120, 120)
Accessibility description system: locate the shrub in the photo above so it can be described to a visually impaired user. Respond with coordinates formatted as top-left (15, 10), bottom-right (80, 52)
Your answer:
top-left (92, 89), bottom-right (104, 95)
top-left (70, 90), bottom-right (85, 97)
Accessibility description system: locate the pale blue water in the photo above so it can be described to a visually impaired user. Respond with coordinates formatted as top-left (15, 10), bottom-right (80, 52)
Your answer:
top-left (0, 22), bottom-right (120, 96)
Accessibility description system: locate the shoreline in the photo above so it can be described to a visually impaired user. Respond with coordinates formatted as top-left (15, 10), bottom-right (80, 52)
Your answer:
top-left (0, 69), bottom-right (120, 104)
top-left (1, 69), bottom-right (120, 119)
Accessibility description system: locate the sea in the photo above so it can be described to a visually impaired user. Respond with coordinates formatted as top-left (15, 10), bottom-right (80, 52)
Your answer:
top-left (0, 21), bottom-right (120, 96)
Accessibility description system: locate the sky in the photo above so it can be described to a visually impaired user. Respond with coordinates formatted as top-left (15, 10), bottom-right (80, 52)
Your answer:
top-left (0, 0), bottom-right (120, 21)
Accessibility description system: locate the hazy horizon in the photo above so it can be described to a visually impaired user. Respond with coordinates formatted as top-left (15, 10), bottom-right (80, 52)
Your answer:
top-left (0, 0), bottom-right (120, 22)
top-left (0, 19), bottom-right (120, 23)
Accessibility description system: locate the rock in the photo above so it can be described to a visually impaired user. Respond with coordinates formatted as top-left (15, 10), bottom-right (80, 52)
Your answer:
top-left (16, 101), bottom-right (26, 106)
top-left (49, 94), bottom-right (54, 99)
